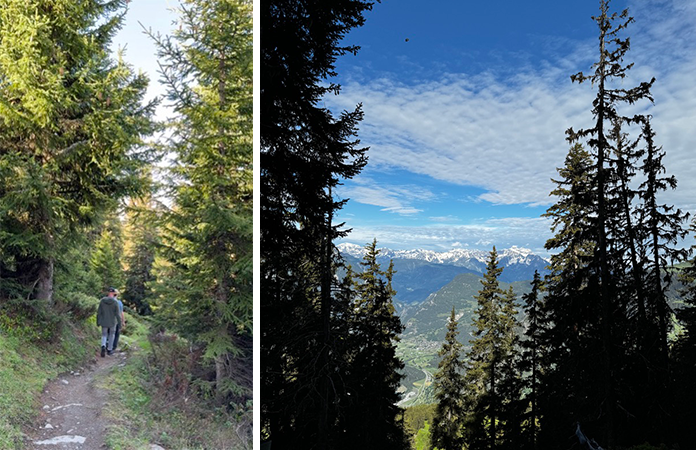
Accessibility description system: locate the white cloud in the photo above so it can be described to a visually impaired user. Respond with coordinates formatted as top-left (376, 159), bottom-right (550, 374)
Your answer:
top-left (338, 217), bottom-right (554, 256)
top-left (338, 177), bottom-right (436, 216)
top-left (326, 0), bottom-right (696, 214)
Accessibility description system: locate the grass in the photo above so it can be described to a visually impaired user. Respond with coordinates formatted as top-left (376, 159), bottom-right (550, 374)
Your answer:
top-left (101, 314), bottom-right (251, 450)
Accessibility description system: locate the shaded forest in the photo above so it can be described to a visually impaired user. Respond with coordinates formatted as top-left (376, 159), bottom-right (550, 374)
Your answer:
top-left (261, 0), bottom-right (696, 449)
top-left (0, 0), bottom-right (252, 446)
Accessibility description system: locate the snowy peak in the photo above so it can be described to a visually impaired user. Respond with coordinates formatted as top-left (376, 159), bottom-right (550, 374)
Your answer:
top-left (337, 243), bottom-right (547, 267)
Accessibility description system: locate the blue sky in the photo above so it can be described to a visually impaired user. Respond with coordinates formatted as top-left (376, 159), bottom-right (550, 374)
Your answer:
top-left (111, 1), bottom-right (178, 120)
top-left (325, 0), bottom-right (696, 256)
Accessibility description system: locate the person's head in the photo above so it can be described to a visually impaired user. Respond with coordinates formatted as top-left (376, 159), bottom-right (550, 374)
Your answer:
top-left (107, 287), bottom-right (118, 297)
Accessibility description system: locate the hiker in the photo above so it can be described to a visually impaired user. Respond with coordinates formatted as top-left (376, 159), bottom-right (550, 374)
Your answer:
top-left (111, 293), bottom-right (125, 351)
top-left (96, 287), bottom-right (121, 357)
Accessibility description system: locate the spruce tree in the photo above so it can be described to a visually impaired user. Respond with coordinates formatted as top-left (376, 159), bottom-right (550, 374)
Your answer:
top-left (633, 116), bottom-right (689, 441)
top-left (673, 218), bottom-right (696, 445)
top-left (261, 0), bottom-right (374, 447)
top-left (519, 271), bottom-right (547, 450)
top-left (90, 220), bottom-right (125, 292)
top-left (463, 247), bottom-right (521, 450)
top-left (0, 0), bottom-right (155, 305)
top-left (150, 0), bottom-right (253, 404)
top-left (345, 240), bottom-right (408, 450)
top-left (431, 307), bottom-right (467, 450)
top-left (545, 0), bottom-right (661, 445)
top-left (122, 195), bottom-right (160, 315)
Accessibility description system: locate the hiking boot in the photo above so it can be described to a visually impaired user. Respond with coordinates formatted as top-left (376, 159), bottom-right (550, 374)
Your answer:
top-left (107, 350), bottom-right (113, 356)
top-left (101, 346), bottom-right (106, 357)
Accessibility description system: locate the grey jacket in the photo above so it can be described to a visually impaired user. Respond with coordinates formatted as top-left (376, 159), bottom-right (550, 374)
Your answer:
top-left (97, 297), bottom-right (121, 328)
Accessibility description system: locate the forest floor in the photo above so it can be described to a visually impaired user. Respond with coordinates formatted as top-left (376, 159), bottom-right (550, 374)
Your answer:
top-left (23, 348), bottom-right (162, 450)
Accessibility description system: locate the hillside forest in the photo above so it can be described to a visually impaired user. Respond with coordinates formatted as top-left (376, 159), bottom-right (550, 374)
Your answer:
top-left (0, 0), bottom-right (252, 448)
top-left (261, 0), bottom-right (696, 449)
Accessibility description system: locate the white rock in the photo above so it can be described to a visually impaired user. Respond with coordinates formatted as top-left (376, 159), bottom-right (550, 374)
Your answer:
top-left (34, 435), bottom-right (86, 445)
top-left (44, 424), bottom-right (54, 429)
top-left (60, 379), bottom-right (69, 385)
top-left (150, 445), bottom-right (166, 450)
top-left (50, 403), bottom-right (83, 412)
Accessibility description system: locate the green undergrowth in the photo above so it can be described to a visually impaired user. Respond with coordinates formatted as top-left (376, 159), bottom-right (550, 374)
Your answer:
top-left (101, 314), bottom-right (251, 450)
top-left (0, 304), bottom-right (97, 450)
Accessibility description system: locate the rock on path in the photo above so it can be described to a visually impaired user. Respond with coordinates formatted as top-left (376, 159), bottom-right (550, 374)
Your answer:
top-left (25, 350), bottom-right (128, 450)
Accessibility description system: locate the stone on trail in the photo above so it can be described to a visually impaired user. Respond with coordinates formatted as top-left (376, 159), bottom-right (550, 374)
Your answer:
top-left (34, 435), bottom-right (86, 445)
top-left (50, 403), bottom-right (83, 412)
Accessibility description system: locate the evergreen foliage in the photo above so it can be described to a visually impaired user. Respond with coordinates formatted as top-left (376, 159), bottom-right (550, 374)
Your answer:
top-left (260, 1), bottom-right (389, 449)
top-left (463, 247), bottom-right (522, 450)
top-left (540, 1), bottom-right (690, 447)
top-left (90, 217), bottom-right (125, 292)
top-left (431, 307), bottom-right (466, 450)
top-left (345, 240), bottom-right (408, 450)
top-left (0, 0), bottom-right (156, 306)
top-left (122, 194), bottom-right (160, 315)
top-left (519, 271), bottom-right (547, 450)
top-left (673, 218), bottom-right (696, 444)
top-left (149, 0), bottom-right (253, 404)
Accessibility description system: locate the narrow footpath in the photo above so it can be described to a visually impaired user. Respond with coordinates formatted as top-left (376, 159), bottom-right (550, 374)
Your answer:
top-left (24, 350), bottom-right (132, 450)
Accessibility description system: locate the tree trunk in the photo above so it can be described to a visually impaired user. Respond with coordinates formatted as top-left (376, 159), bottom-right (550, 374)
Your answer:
top-left (216, 353), bottom-right (227, 401)
top-left (35, 257), bottom-right (55, 306)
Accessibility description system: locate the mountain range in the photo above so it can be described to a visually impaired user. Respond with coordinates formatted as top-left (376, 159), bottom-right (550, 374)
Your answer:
top-left (337, 243), bottom-right (550, 306)
top-left (337, 243), bottom-right (550, 406)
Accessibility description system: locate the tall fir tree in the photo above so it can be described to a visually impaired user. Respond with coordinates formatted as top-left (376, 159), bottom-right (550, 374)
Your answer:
top-left (122, 194), bottom-right (160, 315)
top-left (344, 240), bottom-right (407, 450)
top-left (463, 247), bottom-right (521, 450)
top-left (150, 0), bottom-right (253, 404)
top-left (519, 271), bottom-right (547, 450)
top-left (90, 217), bottom-right (125, 292)
top-left (564, 2), bottom-right (652, 440)
top-left (431, 307), bottom-right (467, 450)
top-left (633, 116), bottom-right (689, 441)
top-left (673, 218), bottom-right (696, 445)
top-left (0, 0), bottom-right (155, 306)
top-left (543, 1), bottom-right (688, 446)
top-left (261, 0), bottom-right (374, 447)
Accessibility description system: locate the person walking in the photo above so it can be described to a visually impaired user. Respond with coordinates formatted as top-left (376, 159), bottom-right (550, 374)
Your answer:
top-left (97, 287), bottom-right (121, 357)
top-left (111, 294), bottom-right (125, 351)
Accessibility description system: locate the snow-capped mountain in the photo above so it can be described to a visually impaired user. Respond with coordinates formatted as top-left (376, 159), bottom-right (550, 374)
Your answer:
top-left (337, 243), bottom-right (550, 305)
top-left (337, 243), bottom-right (547, 269)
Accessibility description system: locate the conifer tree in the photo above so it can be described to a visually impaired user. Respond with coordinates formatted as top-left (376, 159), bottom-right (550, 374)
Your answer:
top-left (90, 220), bottom-right (125, 292)
top-left (431, 307), bottom-right (467, 450)
top-left (122, 195), bottom-right (160, 315)
top-left (519, 271), bottom-right (547, 450)
top-left (546, 0), bottom-right (660, 444)
top-left (632, 116), bottom-right (689, 441)
top-left (673, 218), bottom-right (696, 445)
top-left (0, 0), bottom-right (155, 305)
top-left (463, 247), bottom-right (521, 450)
top-left (150, 0), bottom-right (253, 403)
top-left (261, 0), bottom-right (374, 447)
top-left (345, 240), bottom-right (407, 450)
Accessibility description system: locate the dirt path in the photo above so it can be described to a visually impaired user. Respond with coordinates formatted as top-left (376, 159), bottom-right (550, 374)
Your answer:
top-left (24, 350), bottom-right (129, 450)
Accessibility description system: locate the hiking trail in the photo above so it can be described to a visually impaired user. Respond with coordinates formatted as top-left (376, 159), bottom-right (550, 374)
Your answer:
top-left (24, 349), bottom-right (162, 450)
